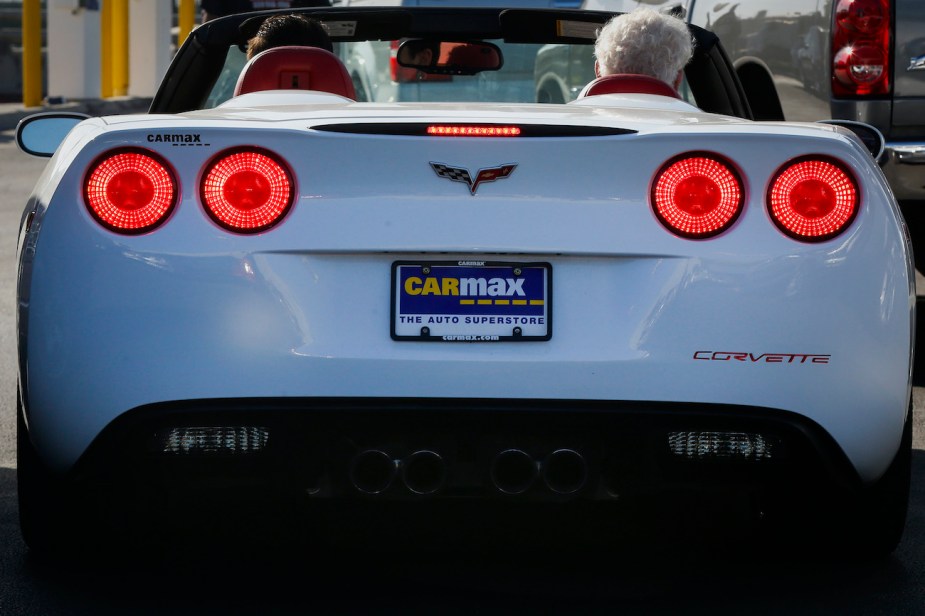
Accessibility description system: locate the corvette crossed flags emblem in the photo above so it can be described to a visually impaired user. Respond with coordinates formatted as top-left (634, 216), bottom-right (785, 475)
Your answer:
top-left (430, 162), bottom-right (517, 195)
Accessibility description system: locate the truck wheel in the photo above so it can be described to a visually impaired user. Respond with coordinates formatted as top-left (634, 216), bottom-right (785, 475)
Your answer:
top-left (537, 82), bottom-right (564, 104)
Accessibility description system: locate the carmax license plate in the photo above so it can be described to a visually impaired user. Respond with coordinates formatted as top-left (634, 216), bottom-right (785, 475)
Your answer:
top-left (391, 261), bottom-right (552, 341)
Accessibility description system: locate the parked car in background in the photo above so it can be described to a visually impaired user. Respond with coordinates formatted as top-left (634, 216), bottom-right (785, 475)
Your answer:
top-left (539, 0), bottom-right (925, 268)
top-left (685, 0), bottom-right (925, 267)
top-left (337, 0), bottom-right (582, 102)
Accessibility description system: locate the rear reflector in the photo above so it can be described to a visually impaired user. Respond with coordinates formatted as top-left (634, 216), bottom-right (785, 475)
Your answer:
top-left (767, 156), bottom-right (858, 241)
top-left (426, 125), bottom-right (522, 137)
top-left (84, 149), bottom-right (177, 233)
top-left (201, 148), bottom-right (294, 233)
top-left (651, 153), bottom-right (744, 238)
top-left (155, 427), bottom-right (269, 455)
top-left (668, 431), bottom-right (776, 462)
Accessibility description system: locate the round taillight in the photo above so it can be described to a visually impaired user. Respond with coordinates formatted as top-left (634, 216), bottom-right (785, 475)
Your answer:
top-left (201, 148), bottom-right (294, 233)
top-left (835, 0), bottom-right (886, 34)
top-left (768, 157), bottom-right (858, 241)
top-left (84, 149), bottom-right (177, 233)
top-left (651, 154), bottom-right (744, 239)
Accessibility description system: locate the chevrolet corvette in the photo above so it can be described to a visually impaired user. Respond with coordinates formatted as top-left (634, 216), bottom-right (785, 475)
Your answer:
top-left (15, 6), bottom-right (914, 558)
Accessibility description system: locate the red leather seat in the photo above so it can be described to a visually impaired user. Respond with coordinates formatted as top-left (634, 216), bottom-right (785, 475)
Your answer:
top-left (578, 74), bottom-right (681, 99)
top-left (234, 46), bottom-right (356, 99)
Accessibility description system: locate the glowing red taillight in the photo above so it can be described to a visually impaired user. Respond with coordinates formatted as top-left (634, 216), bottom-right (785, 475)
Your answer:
top-left (200, 148), bottom-right (294, 233)
top-left (832, 0), bottom-right (891, 97)
top-left (651, 154), bottom-right (744, 238)
top-left (767, 157), bottom-right (858, 241)
top-left (84, 149), bottom-right (177, 233)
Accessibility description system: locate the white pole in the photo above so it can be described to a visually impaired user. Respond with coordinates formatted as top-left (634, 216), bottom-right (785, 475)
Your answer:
top-left (47, 0), bottom-right (101, 100)
top-left (128, 0), bottom-right (171, 97)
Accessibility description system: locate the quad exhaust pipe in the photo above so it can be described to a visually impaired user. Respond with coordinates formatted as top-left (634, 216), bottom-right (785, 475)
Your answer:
top-left (491, 448), bottom-right (588, 495)
top-left (542, 449), bottom-right (588, 495)
top-left (349, 449), bottom-right (397, 495)
top-left (401, 450), bottom-right (446, 495)
top-left (490, 449), bottom-right (538, 495)
top-left (349, 449), bottom-right (447, 495)
top-left (350, 447), bottom-right (587, 497)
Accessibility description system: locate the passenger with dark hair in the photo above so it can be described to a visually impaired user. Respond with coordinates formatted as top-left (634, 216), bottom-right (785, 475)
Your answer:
top-left (403, 39), bottom-right (440, 67)
top-left (246, 14), bottom-right (333, 60)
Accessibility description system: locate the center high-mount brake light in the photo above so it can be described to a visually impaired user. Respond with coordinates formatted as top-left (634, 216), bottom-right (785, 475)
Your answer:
top-left (651, 153), bottom-right (744, 239)
top-left (84, 149), bottom-right (177, 233)
top-left (200, 148), bottom-right (294, 233)
top-left (768, 156), bottom-right (859, 241)
top-left (426, 125), bottom-right (522, 137)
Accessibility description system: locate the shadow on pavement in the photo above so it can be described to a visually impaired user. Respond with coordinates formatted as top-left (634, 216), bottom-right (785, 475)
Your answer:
top-left (1, 451), bottom-right (925, 614)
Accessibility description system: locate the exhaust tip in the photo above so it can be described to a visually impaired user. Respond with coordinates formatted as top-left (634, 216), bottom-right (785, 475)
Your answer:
top-left (490, 449), bottom-right (537, 495)
top-left (542, 449), bottom-right (587, 495)
top-left (349, 450), bottom-right (396, 495)
top-left (401, 450), bottom-right (447, 495)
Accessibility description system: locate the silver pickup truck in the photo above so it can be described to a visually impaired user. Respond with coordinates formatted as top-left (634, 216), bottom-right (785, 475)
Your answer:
top-left (684, 0), bottom-right (925, 261)
top-left (554, 1), bottom-right (925, 262)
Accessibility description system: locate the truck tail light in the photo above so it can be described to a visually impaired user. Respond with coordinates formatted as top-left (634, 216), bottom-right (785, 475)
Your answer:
top-left (767, 156), bottom-right (859, 241)
top-left (651, 153), bottom-right (744, 239)
top-left (84, 149), bottom-right (177, 233)
top-left (200, 148), bottom-right (294, 233)
top-left (832, 0), bottom-right (891, 96)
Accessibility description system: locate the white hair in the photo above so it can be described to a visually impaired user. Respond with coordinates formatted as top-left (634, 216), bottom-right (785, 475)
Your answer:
top-left (594, 8), bottom-right (694, 85)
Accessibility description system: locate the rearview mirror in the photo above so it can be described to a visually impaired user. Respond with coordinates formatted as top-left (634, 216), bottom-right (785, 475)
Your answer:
top-left (16, 112), bottom-right (90, 157)
top-left (397, 39), bottom-right (503, 75)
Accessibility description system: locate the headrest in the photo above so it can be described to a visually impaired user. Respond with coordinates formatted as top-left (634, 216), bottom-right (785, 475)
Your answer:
top-left (578, 74), bottom-right (681, 99)
top-left (234, 46), bottom-right (356, 100)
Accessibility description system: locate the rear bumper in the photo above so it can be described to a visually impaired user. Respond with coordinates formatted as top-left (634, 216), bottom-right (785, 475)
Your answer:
top-left (68, 397), bottom-right (862, 504)
top-left (883, 142), bottom-right (925, 200)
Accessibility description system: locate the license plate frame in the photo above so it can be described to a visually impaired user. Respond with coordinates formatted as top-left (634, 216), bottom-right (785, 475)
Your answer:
top-left (391, 261), bottom-right (552, 342)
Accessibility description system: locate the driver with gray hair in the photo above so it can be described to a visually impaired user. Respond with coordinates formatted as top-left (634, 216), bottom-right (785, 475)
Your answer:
top-left (593, 8), bottom-right (694, 91)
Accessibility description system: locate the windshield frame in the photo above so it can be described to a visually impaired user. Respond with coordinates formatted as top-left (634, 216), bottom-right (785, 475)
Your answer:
top-left (152, 6), bottom-right (750, 118)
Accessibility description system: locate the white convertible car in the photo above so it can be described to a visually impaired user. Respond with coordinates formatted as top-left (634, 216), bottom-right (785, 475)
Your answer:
top-left (15, 6), bottom-right (914, 558)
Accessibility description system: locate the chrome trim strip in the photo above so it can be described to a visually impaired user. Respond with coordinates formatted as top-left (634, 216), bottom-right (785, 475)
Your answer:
top-left (890, 145), bottom-right (925, 164)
